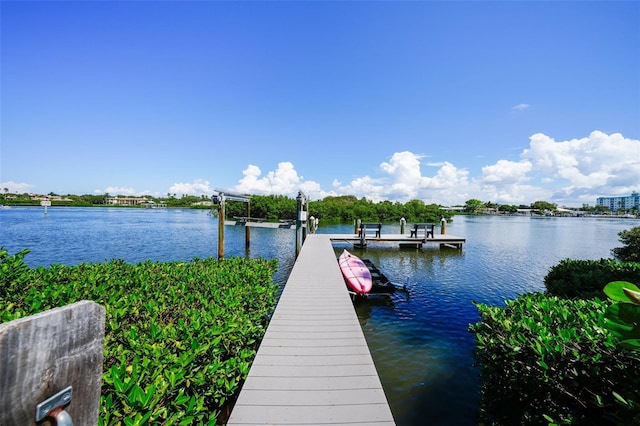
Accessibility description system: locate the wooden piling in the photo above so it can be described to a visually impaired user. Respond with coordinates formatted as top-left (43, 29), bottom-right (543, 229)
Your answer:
top-left (245, 200), bottom-right (250, 250)
top-left (218, 196), bottom-right (225, 259)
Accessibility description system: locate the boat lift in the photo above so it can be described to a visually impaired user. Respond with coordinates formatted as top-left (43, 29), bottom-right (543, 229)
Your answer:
top-left (212, 190), bottom-right (251, 259)
top-left (212, 190), bottom-right (311, 259)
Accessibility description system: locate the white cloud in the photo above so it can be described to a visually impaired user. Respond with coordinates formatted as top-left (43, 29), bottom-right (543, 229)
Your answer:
top-left (511, 103), bottom-right (530, 112)
top-left (522, 131), bottom-right (640, 195)
top-left (234, 162), bottom-right (332, 200)
top-left (168, 179), bottom-right (213, 196)
top-left (477, 184), bottom-right (548, 206)
top-left (225, 131), bottom-right (639, 207)
top-left (380, 151), bottom-right (425, 184)
top-left (234, 162), bottom-right (299, 195)
top-left (98, 186), bottom-right (138, 196)
top-left (470, 131), bottom-right (640, 205)
top-left (0, 181), bottom-right (34, 194)
top-left (422, 161), bottom-right (469, 191)
top-left (334, 176), bottom-right (386, 202)
top-left (331, 155), bottom-right (472, 205)
top-left (481, 160), bottom-right (532, 184)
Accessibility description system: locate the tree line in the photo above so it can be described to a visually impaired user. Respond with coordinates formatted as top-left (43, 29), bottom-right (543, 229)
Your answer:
top-left (463, 199), bottom-right (560, 214)
top-left (4, 190), bottom-right (619, 221)
top-left (463, 198), bottom-right (619, 215)
top-left (225, 195), bottom-right (453, 224)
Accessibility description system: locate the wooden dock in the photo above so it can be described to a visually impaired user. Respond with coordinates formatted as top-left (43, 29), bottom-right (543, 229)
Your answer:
top-left (325, 232), bottom-right (466, 249)
top-left (227, 234), bottom-right (395, 425)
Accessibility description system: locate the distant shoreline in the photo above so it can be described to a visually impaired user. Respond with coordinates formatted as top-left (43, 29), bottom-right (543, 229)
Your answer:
top-left (1, 204), bottom-right (637, 221)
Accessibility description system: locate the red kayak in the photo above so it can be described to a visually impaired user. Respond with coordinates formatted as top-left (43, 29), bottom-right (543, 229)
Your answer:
top-left (338, 249), bottom-right (373, 295)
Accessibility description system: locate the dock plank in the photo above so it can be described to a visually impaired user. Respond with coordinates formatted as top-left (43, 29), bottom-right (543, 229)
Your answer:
top-left (227, 234), bottom-right (395, 425)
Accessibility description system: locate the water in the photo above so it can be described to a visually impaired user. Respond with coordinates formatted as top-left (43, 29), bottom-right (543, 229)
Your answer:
top-left (0, 206), bottom-right (297, 284)
top-left (1, 207), bottom-right (636, 425)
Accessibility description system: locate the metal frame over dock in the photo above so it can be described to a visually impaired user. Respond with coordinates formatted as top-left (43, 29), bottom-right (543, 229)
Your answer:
top-left (227, 234), bottom-right (395, 425)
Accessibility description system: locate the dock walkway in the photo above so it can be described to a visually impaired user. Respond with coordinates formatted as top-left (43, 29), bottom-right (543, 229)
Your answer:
top-left (227, 234), bottom-right (395, 425)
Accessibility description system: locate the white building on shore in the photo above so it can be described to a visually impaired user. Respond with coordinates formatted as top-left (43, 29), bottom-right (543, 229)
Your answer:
top-left (105, 196), bottom-right (149, 206)
top-left (596, 192), bottom-right (640, 212)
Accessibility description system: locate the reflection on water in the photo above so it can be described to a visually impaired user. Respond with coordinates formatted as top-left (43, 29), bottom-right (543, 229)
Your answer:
top-left (1, 208), bottom-right (637, 425)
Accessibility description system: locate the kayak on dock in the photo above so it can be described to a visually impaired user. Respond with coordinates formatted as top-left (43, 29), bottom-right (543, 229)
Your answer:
top-left (338, 249), bottom-right (373, 295)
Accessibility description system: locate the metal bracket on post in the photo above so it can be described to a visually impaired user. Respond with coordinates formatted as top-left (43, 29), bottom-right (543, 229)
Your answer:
top-left (35, 386), bottom-right (73, 425)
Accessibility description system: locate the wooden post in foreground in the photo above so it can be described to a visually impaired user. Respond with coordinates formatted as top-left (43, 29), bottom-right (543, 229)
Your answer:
top-left (0, 300), bottom-right (105, 425)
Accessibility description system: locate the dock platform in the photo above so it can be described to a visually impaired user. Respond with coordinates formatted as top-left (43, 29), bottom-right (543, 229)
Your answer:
top-left (325, 232), bottom-right (466, 249)
top-left (227, 234), bottom-right (395, 425)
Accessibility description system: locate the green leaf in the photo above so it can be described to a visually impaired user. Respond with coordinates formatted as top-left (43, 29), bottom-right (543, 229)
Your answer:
top-left (111, 365), bottom-right (126, 393)
top-left (613, 391), bottom-right (630, 406)
top-left (621, 339), bottom-right (640, 350)
top-left (604, 281), bottom-right (640, 302)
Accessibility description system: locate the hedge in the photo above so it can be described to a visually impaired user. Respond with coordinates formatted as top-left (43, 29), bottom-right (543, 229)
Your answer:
top-left (544, 259), bottom-right (640, 299)
top-left (471, 293), bottom-right (640, 425)
top-left (0, 248), bottom-right (278, 425)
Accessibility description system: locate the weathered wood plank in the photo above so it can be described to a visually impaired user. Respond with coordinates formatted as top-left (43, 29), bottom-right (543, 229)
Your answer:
top-left (0, 300), bottom-right (105, 425)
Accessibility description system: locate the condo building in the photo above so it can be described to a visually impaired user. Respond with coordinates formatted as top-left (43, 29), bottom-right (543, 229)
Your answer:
top-left (596, 192), bottom-right (640, 212)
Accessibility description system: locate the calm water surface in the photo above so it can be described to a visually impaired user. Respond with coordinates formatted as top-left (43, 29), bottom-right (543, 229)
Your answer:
top-left (1, 207), bottom-right (636, 425)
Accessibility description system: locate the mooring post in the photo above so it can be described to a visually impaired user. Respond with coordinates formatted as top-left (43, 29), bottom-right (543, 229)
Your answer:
top-left (217, 193), bottom-right (225, 259)
top-left (400, 217), bottom-right (406, 234)
top-left (295, 191), bottom-right (307, 257)
top-left (245, 199), bottom-right (251, 250)
top-left (440, 216), bottom-right (447, 234)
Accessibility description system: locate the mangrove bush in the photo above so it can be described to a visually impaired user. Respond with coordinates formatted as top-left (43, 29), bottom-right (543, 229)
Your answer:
top-left (471, 292), bottom-right (640, 425)
top-left (0, 248), bottom-right (279, 425)
top-left (544, 258), bottom-right (640, 299)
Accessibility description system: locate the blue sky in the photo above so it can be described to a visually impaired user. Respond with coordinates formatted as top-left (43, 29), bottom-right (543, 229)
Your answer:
top-left (2, 1), bottom-right (639, 207)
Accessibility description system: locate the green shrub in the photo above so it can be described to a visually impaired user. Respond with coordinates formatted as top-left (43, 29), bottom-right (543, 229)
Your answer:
top-left (0, 247), bottom-right (30, 298)
top-left (612, 226), bottom-right (640, 262)
top-left (471, 293), bottom-right (640, 425)
top-left (0, 249), bottom-right (278, 425)
top-left (544, 258), bottom-right (640, 299)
